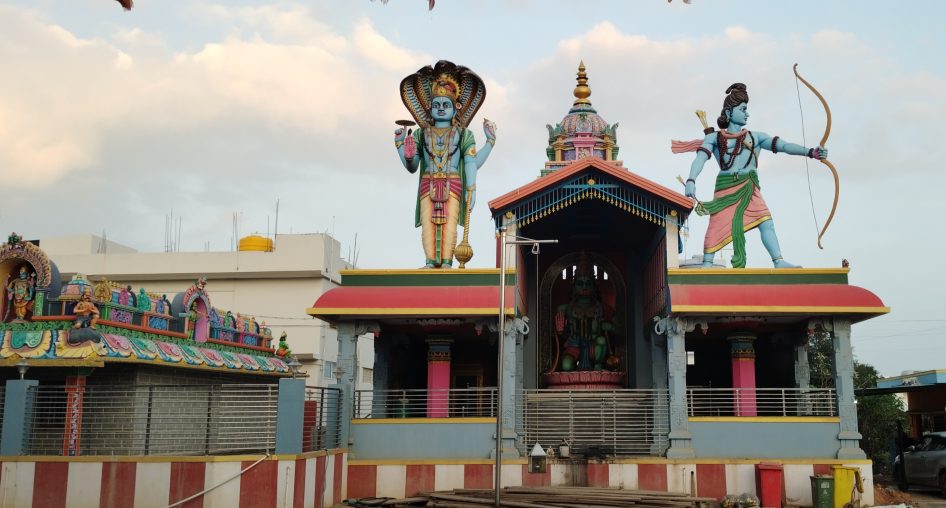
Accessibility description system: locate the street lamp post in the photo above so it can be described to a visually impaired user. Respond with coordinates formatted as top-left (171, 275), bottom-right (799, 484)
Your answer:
top-left (494, 227), bottom-right (556, 507)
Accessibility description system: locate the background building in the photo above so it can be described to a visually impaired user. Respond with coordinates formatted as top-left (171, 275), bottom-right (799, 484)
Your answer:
top-left (38, 232), bottom-right (373, 385)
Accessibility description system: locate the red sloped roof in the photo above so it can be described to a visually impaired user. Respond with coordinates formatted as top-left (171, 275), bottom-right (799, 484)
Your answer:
top-left (307, 285), bottom-right (515, 323)
top-left (488, 158), bottom-right (693, 212)
top-left (669, 283), bottom-right (889, 321)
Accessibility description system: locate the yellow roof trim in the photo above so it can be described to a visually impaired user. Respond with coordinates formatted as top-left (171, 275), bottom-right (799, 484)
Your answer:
top-left (307, 307), bottom-right (515, 316)
top-left (689, 416), bottom-right (840, 423)
top-left (672, 305), bottom-right (890, 314)
top-left (668, 267), bottom-right (850, 276)
top-left (341, 268), bottom-right (514, 276)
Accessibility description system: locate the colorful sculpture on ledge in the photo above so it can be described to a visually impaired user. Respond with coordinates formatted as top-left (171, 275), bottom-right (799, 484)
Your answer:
top-left (550, 253), bottom-right (618, 373)
top-left (673, 82), bottom-right (828, 268)
top-left (395, 60), bottom-right (496, 268)
top-left (70, 289), bottom-right (102, 345)
top-left (275, 331), bottom-right (292, 358)
top-left (6, 265), bottom-right (36, 322)
top-left (137, 288), bottom-right (151, 312)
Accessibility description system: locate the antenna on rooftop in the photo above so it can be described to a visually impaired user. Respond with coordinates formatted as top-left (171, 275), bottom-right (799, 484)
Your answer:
top-left (231, 212), bottom-right (238, 251)
top-left (352, 232), bottom-right (360, 268)
top-left (273, 198), bottom-right (280, 251)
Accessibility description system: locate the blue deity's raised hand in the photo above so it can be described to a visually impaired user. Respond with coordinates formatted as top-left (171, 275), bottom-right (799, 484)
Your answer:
top-left (809, 146), bottom-right (828, 160)
top-left (684, 180), bottom-right (696, 198)
top-left (394, 127), bottom-right (407, 142)
top-left (483, 118), bottom-right (497, 144)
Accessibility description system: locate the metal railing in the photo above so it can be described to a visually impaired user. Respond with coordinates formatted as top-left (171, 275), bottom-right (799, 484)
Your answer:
top-left (687, 387), bottom-right (837, 417)
top-left (518, 389), bottom-right (670, 457)
top-left (24, 384), bottom-right (278, 456)
top-left (303, 386), bottom-right (342, 451)
top-left (354, 388), bottom-right (497, 419)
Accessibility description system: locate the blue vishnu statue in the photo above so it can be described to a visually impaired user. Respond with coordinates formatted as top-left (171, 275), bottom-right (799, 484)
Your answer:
top-left (395, 61), bottom-right (496, 268)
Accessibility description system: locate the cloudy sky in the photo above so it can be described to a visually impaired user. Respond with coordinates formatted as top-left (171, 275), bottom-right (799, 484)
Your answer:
top-left (1, 0), bottom-right (943, 376)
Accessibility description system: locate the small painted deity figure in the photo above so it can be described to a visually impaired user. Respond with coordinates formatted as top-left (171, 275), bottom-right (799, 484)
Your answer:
top-left (224, 310), bottom-right (235, 329)
top-left (6, 265), bottom-right (36, 322)
top-left (262, 325), bottom-right (273, 348)
top-left (137, 288), bottom-right (151, 313)
top-left (395, 60), bottom-right (496, 268)
top-left (186, 301), bottom-right (199, 340)
top-left (118, 285), bottom-right (133, 306)
top-left (551, 254), bottom-right (616, 372)
top-left (682, 83), bottom-right (827, 268)
top-left (275, 331), bottom-right (292, 358)
top-left (161, 295), bottom-right (172, 316)
top-left (70, 289), bottom-right (102, 345)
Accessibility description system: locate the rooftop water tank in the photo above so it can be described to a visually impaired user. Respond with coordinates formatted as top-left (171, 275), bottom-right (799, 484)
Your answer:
top-left (238, 235), bottom-right (274, 252)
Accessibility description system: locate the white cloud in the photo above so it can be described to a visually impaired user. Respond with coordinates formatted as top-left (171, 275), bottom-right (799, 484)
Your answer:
top-left (353, 18), bottom-right (428, 72)
top-left (0, 2), bottom-right (943, 376)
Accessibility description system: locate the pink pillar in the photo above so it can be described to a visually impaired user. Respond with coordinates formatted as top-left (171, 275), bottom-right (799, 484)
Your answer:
top-left (729, 335), bottom-right (757, 417)
top-left (426, 339), bottom-right (452, 418)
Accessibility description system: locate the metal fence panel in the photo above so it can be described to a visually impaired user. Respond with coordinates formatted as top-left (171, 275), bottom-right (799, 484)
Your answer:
top-left (303, 386), bottom-right (342, 452)
top-left (354, 388), bottom-right (497, 419)
top-left (686, 388), bottom-right (837, 417)
top-left (24, 384), bottom-right (278, 456)
top-left (517, 389), bottom-right (670, 457)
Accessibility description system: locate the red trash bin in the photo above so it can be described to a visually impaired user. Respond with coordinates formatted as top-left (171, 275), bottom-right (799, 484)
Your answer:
top-left (755, 462), bottom-right (784, 508)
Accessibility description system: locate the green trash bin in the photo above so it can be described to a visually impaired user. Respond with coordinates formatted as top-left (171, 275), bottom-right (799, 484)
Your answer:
top-left (810, 475), bottom-right (834, 508)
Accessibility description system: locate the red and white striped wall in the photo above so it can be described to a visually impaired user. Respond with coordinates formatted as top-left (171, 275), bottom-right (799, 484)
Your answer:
top-left (0, 450), bottom-right (347, 508)
top-left (346, 460), bottom-right (874, 506)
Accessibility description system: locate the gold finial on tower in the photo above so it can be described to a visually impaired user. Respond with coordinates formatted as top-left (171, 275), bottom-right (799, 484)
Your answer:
top-left (573, 61), bottom-right (592, 105)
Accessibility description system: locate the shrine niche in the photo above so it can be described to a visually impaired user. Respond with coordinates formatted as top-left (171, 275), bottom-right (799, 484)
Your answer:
top-left (540, 251), bottom-right (626, 389)
top-left (0, 232), bottom-right (59, 323)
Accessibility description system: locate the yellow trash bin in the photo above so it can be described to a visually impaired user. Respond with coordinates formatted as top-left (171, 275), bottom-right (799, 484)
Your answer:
top-left (832, 465), bottom-right (863, 508)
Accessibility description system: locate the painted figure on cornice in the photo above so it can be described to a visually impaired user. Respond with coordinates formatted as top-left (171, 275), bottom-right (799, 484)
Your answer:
top-left (395, 60), bottom-right (496, 268)
top-left (137, 288), bottom-right (151, 312)
top-left (70, 289), bottom-right (102, 345)
top-left (675, 83), bottom-right (828, 268)
top-left (5, 265), bottom-right (36, 322)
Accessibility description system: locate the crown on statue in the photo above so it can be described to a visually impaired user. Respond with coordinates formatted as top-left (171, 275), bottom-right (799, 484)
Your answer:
top-left (575, 251), bottom-right (594, 279)
top-left (432, 75), bottom-right (460, 101)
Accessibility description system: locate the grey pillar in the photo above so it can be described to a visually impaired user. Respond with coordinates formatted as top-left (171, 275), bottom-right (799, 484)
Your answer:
top-left (650, 331), bottom-right (669, 455)
top-left (333, 320), bottom-right (378, 450)
top-left (794, 337), bottom-right (812, 416)
top-left (492, 321), bottom-right (522, 459)
top-left (275, 377), bottom-right (305, 454)
top-left (831, 318), bottom-right (865, 459)
top-left (655, 317), bottom-right (702, 459)
top-left (1, 379), bottom-right (38, 456)
top-left (794, 338), bottom-right (810, 389)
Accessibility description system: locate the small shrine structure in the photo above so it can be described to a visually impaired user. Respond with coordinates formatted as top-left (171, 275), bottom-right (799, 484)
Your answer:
top-left (0, 234), bottom-right (296, 459)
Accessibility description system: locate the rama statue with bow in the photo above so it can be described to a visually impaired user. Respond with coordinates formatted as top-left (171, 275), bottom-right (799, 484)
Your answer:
top-left (395, 60), bottom-right (496, 268)
top-left (673, 82), bottom-right (828, 268)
